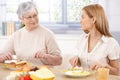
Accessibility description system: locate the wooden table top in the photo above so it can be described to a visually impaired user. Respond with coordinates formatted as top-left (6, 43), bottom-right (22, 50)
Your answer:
top-left (0, 63), bottom-right (120, 80)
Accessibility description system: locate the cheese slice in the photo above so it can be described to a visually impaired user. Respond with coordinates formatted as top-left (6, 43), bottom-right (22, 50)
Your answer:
top-left (30, 68), bottom-right (55, 80)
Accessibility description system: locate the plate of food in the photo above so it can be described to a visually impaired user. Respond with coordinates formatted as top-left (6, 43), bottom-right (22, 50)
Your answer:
top-left (3, 60), bottom-right (27, 70)
top-left (63, 67), bottom-right (93, 77)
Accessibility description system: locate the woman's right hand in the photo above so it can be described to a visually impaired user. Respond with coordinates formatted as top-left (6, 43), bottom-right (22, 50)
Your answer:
top-left (0, 53), bottom-right (12, 62)
top-left (69, 56), bottom-right (79, 67)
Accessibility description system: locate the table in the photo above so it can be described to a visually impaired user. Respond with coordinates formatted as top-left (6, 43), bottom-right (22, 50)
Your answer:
top-left (0, 64), bottom-right (120, 80)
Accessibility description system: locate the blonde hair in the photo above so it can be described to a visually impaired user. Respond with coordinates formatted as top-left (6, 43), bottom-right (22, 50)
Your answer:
top-left (83, 4), bottom-right (112, 37)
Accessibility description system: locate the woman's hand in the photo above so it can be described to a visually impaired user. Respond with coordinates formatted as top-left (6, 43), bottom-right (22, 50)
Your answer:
top-left (69, 56), bottom-right (79, 67)
top-left (91, 60), bottom-right (119, 75)
top-left (34, 50), bottom-right (46, 59)
top-left (34, 50), bottom-right (62, 66)
top-left (91, 61), bottom-right (108, 70)
top-left (0, 53), bottom-right (12, 62)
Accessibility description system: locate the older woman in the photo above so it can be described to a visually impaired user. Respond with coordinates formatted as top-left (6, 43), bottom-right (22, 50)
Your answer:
top-left (69, 4), bottom-right (120, 75)
top-left (0, 1), bottom-right (62, 66)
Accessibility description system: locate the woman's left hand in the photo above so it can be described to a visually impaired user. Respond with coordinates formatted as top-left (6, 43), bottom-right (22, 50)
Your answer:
top-left (91, 61), bottom-right (108, 70)
top-left (34, 51), bottom-right (46, 59)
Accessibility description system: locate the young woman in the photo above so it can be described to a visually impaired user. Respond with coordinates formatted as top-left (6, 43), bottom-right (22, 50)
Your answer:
top-left (69, 4), bottom-right (120, 75)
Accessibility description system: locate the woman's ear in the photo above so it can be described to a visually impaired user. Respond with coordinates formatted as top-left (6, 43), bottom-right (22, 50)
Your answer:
top-left (92, 17), bottom-right (96, 24)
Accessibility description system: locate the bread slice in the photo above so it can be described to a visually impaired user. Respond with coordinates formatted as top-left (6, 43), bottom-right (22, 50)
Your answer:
top-left (16, 61), bottom-right (27, 65)
top-left (30, 68), bottom-right (55, 80)
top-left (15, 61), bottom-right (27, 67)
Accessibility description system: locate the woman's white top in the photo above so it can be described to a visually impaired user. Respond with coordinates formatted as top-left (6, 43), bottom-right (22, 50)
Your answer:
top-left (76, 33), bottom-right (120, 69)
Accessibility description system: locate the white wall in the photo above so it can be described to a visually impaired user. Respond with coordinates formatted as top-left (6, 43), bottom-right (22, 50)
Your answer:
top-left (108, 0), bottom-right (120, 31)
top-left (99, 0), bottom-right (120, 31)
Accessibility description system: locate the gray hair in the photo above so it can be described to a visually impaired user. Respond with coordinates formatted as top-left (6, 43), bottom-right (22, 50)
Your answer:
top-left (17, 1), bottom-right (38, 19)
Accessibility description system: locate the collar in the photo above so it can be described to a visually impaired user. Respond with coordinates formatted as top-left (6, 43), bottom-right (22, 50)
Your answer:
top-left (101, 35), bottom-right (109, 43)
top-left (85, 33), bottom-right (109, 43)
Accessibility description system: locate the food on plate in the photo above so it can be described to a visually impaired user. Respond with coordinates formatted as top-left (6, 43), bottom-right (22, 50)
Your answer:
top-left (6, 71), bottom-right (32, 80)
top-left (30, 67), bottom-right (55, 80)
top-left (16, 61), bottom-right (27, 68)
top-left (70, 67), bottom-right (83, 71)
top-left (6, 65), bottom-right (39, 80)
top-left (5, 62), bottom-right (16, 68)
top-left (65, 70), bottom-right (91, 77)
top-left (63, 67), bottom-right (93, 77)
top-left (21, 63), bottom-right (39, 72)
top-left (30, 66), bottom-right (39, 71)
top-left (19, 74), bottom-right (32, 80)
top-left (3, 60), bottom-right (27, 70)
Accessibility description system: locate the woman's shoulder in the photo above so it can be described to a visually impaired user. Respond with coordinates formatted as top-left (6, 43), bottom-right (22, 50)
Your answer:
top-left (105, 36), bottom-right (120, 60)
top-left (106, 37), bottom-right (119, 45)
top-left (10, 27), bottom-right (22, 35)
top-left (39, 25), bottom-right (54, 34)
top-left (104, 36), bottom-right (120, 50)
top-left (12, 27), bottom-right (25, 36)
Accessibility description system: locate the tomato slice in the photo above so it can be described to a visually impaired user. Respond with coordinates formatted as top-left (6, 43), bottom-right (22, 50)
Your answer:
top-left (20, 75), bottom-right (32, 80)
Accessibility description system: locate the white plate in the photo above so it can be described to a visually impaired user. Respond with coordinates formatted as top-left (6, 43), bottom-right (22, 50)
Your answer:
top-left (63, 70), bottom-right (92, 77)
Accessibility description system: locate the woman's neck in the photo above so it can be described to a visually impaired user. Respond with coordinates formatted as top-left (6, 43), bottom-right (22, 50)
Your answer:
top-left (89, 28), bottom-right (102, 40)
top-left (26, 25), bottom-right (39, 31)
top-left (88, 29), bottom-right (102, 53)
